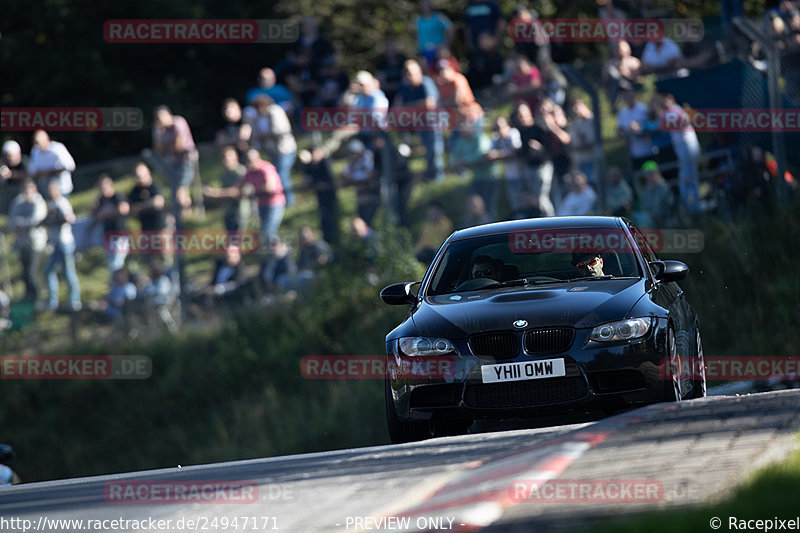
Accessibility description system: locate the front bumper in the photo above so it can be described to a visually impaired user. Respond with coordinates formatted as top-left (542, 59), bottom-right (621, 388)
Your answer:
top-left (387, 318), bottom-right (669, 422)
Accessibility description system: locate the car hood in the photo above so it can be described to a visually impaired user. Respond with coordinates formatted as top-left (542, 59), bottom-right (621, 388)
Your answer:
top-left (412, 279), bottom-right (645, 337)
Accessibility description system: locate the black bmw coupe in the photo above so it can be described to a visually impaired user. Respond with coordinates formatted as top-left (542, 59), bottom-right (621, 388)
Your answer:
top-left (381, 216), bottom-right (706, 443)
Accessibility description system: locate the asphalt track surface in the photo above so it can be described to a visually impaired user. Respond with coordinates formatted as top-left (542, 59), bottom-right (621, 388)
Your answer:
top-left (1, 389), bottom-right (799, 532)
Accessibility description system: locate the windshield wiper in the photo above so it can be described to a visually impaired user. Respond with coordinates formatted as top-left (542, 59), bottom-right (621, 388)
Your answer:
top-left (493, 278), bottom-right (567, 288)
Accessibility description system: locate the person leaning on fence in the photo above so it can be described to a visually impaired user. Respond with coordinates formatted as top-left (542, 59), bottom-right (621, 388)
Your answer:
top-left (7, 179), bottom-right (47, 302)
top-left (152, 106), bottom-right (198, 210)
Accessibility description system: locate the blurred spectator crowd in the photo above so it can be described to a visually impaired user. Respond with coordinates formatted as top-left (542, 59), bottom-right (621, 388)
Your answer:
top-left (1, 1), bottom-right (798, 336)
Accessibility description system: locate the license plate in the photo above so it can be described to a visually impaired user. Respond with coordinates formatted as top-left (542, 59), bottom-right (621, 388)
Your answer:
top-left (481, 359), bottom-right (566, 383)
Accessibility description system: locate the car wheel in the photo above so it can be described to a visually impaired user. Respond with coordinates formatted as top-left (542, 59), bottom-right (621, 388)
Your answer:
top-left (661, 326), bottom-right (682, 402)
top-left (689, 326), bottom-right (707, 398)
top-left (385, 379), bottom-right (433, 444)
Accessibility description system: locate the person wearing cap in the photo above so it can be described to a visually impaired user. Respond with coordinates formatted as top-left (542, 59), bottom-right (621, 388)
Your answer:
top-left (1, 140), bottom-right (29, 215)
top-left (634, 160), bottom-right (674, 228)
top-left (28, 130), bottom-right (75, 199)
top-left (572, 253), bottom-right (605, 277)
top-left (341, 139), bottom-right (379, 226)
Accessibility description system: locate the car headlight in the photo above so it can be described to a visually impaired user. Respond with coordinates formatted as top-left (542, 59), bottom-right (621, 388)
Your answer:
top-left (590, 318), bottom-right (650, 342)
top-left (398, 337), bottom-right (458, 356)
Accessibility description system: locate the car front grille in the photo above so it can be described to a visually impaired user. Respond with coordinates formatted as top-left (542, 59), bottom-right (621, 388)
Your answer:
top-left (464, 376), bottom-right (588, 408)
top-left (524, 328), bottom-right (574, 355)
top-left (469, 332), bottom-right (520, 359)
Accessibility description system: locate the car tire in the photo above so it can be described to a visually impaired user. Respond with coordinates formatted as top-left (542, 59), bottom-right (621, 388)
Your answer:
top-left (689, 325), bottom-right (707, 398)
top-left (385, 379), bottom-right (433, 444)
top-left (661, 326), bottom-right (682, 402)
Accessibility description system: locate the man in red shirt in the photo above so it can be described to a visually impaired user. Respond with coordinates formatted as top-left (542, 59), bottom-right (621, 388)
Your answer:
top-left (205, 149), bottom-right (285, 249)
top-left (435, 60), bottom-right (484, 137)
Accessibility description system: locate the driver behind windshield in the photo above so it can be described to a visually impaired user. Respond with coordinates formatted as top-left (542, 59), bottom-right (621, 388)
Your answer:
top-left (572, 253), bottom-right (605, 277)
top-left (471, 255), bottom-right (500, 280)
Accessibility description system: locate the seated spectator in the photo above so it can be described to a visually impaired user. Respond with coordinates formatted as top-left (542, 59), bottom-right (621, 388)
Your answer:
top-left (297, 226), bottom-right (334, 273)
top-left (341, 139), bottom-right (379, 226)
top-left (557, 171), bottom-right (597, 216)
top-left (349, 216), bottom-right (379, 267)
top-left (260, 237), bottom-right (298, 293)
top-left (415, 202), bottom-right (453, 266)
top-left (104, 268), bottom-right (137, 321)
top-left (7, 179), bottom-right (47, 302)
top-left (296, 226), bottom-right (333, 289)
top-left (29, 130), bottom-right (75, 198)
top-left (602, 40), bottom-right (642, 112)
top-left (640, 37), bottom-right (685, 80)
top-left (209, 244), bottom-right (245, 296)
top-left (92, 174), bottom-right (130, 276)
top-left (459, 194), bottom-right (493, 229)
top-left (245, 67), bottom-right (294, 113)
top-left (138, 259), bottom-right (173, 307)
top-left (467, 32), bottom-right (504, 91)
top-left (214, 98), bottom-right (250, 160)
top-left (603, 166), bottom-right (634, 217)
top-left (376, 41), bottom-right (407, 104)
top-left (298, 147), bottom-right (339, 245)
top-left (506, 55), bottom-right (542, 111)
top-left (486, 116), bottom-right (524, 212)
top-left (634, 160), bottom-right (674, 228)
top-left (416, 0), bottom-right (454, 65)
top-left (568, 98), bottom-right (600, 185)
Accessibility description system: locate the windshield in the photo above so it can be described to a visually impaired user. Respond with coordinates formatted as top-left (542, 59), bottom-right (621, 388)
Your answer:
top-left (426, 227), bottom-right (642, 295)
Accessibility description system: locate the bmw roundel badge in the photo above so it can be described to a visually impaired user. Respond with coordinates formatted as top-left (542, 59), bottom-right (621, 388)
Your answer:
top-left (513, 319), bottom-right (528, 328)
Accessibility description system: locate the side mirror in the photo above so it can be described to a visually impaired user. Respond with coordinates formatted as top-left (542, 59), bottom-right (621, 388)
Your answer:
top-left (650, 260), bottom-right (689, 282)
top-left (380, 282), bottom-right (420, 305)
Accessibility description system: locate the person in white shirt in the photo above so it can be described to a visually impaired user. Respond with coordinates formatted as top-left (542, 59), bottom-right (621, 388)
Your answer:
top-left (28, 130), bottom-right (75, 198)
top-left (486, 116), bottom-right (524, 212)
top-left (640, 38), bottom-right (684, 80)
top-left (557, 171), bottom-right (597, 216)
